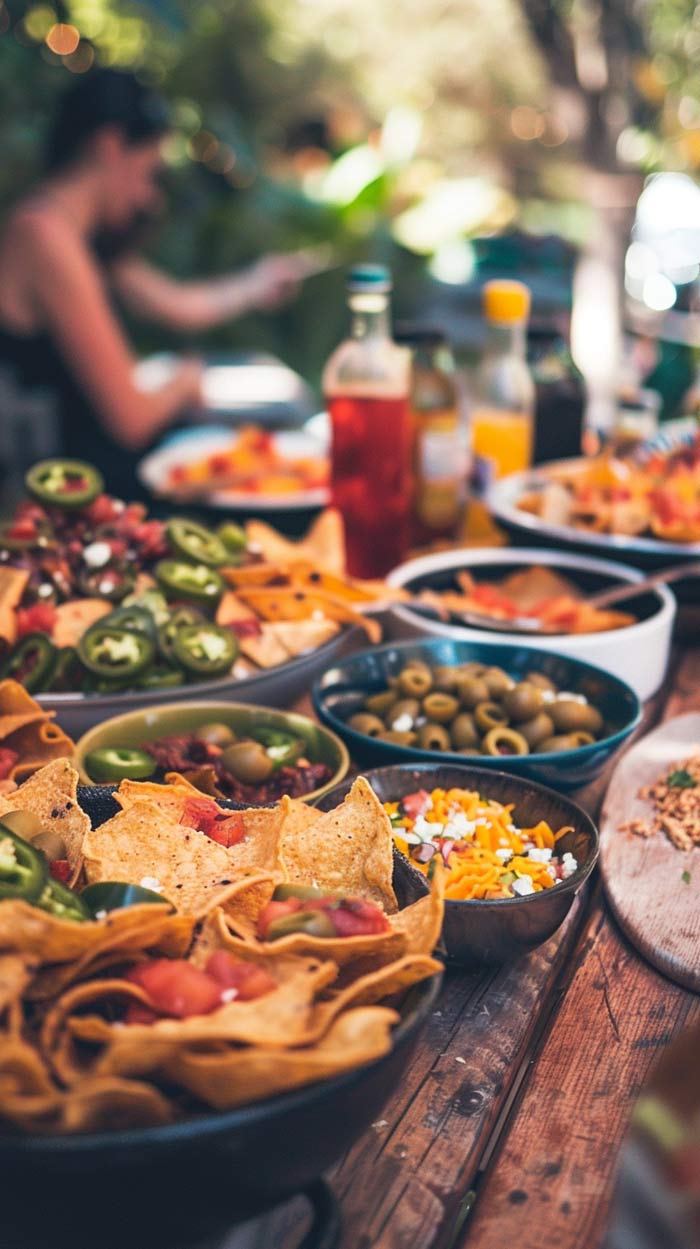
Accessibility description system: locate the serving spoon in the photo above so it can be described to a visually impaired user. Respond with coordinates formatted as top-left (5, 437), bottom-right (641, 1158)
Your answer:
top-left (410, 560), bottom-right (700, 636)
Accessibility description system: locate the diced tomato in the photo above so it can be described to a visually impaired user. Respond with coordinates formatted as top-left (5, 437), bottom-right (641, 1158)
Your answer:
top-left (228, 618), bottom-right (262, 640)
top-left (326, 898), bottom-right (390, 937)
top-left (108, 538), bottom-right (128, 560)
top-left (7, 518), bottom-right (39, 542)
top-left (125, 959), bottom-right (222, 1019)
top-left (49, 859), bottom-right (71, 884)
top-left (181, 798), bottom-right (246, 848)
top-left (257, 897), bottom-right (303, 938)
top-left (16, 602), bottom-right (58, 639)
top-left (132, 519), bottom-right (167, 559)
top-left (402, 789), bottom-right (432, 820)
top-left (205, 951), bottom-right (277, 1000)
top-left (83, 494), bottom-right (122, 526)
top-left (0, 748), bottom-right (18, 781)
top-left (208, 454), bottom-right (230, 477)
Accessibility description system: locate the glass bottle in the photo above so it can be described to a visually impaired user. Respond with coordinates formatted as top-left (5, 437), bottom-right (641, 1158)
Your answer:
top-left (528, 323), bottom-right (586, 464)
top-left (470, 279), bottom-right (535, 488)
top-left (323, 265), bottom-right (412, 577)
top-left (394, 324), bottom-right (468, 543)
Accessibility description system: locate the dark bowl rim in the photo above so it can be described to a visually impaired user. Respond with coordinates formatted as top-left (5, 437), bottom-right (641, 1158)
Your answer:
top-left (312, 636), bottom-right (642, 765)
top-left (317, 760), bottom-right (599, 909)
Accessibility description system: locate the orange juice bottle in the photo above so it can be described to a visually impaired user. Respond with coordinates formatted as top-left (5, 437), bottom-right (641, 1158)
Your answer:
top-left (466, 280), bottom-right (534, 539)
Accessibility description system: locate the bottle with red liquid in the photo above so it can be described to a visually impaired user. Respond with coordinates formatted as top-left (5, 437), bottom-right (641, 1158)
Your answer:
top-left (323, 265), bottom-right (412, 577)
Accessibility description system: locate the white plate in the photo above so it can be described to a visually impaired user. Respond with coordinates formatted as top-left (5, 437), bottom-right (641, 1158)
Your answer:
top-left (138, 425), bottom-right (330, 512)
top-left (488, 454), bottom-right (700, 564)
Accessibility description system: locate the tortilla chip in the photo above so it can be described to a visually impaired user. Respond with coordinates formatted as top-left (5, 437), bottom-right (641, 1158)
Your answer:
top-left (235, 586), bottom-right (381, 644)
top-left (267, 618), bottom-right (341, 658)
top-left (0, 899), bottom-right (193, 966)
top-left (311, 953), bottom-right (441, 1036)
top-left (115, 780), bottom-right (285, 873)
top-left (162, 1005), bottom-right (398, 1110)
top-left (238, 623), bottom-right (293, 669)
top-left (51, 598), bottom-right (111, 649)
top-left (387, 860), bottom-right (445, 955)
top-left (245, 508), bottom-right (346, 576)
top-left (215, 589), bottom-right (259, 627)
top-left (0, 1036), bottom-right (56, 1101)
top-left (0, 953), bottom-right (36, 1014)
top-left (210, 899), bottom-right (406, 970)
top-left (59, 1076), bottom-right (175, 1132)
top-left (5, 719), bottom-right (75, 784)
top-left (41, 977), bottom-right (150, 1085)
top-left (0, 568), bottom-right (29, 646)
top-left (0, 758), bottom-right (88, 877)
top-left (0, 679), bottom-right (51, 740)
top-left (71, 957), bottom-right (338, 1071)
top-left (278, 777), bottom-right (397, 912)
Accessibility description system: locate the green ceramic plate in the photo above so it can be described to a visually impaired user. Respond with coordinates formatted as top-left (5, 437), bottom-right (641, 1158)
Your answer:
top-left (74, 699), bottom-right (349, 804)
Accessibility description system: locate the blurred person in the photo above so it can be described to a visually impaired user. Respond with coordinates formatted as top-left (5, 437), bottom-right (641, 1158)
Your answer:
top-left (0, 69), bottom-right (307, 497)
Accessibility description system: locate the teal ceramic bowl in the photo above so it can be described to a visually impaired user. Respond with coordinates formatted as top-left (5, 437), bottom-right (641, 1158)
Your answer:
top-left (75, 700), bottom-right (349, 804)
top-left (312, 638), bottom-right (641, 792)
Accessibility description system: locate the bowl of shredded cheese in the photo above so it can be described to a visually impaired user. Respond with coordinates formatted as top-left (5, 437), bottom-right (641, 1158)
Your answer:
top-left (317, 763), bottom-right (599, 963)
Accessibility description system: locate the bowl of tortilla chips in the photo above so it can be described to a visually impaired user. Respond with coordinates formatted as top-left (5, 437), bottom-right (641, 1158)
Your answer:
top-left (0, 764), bottom-right (442, 1249)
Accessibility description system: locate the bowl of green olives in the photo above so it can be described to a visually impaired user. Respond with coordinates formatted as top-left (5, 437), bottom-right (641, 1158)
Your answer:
top-left (312, 638), bottom-right (641, 792)
top-left (74, 700), bottom-right (349, 804)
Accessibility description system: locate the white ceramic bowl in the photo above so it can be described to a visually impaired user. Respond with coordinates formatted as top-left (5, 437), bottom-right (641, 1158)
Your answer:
top-left (386, 547), bottom-right (675, 701)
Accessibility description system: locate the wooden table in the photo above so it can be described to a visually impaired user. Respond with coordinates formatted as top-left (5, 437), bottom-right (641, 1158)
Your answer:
top-left (231, 646), bottom-right (700, 1249)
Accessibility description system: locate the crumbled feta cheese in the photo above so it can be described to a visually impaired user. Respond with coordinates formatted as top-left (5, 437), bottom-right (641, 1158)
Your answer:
top-left (561, 852), bottom-right (578, 878)
top-left (37, 582), bottom-right (54, 598)
top-left (443, 811), bottom-right (477, 839)
top-left (95, 910), bottom-right (108, 921)
top-left (526, 847), bottom-right (552, 863)
top-left (499, 836), bottom-right (510, 846)
top-left (391, 713), bottom-right (414, 733)
top-left (511, 876), bottom-right (535, 897)
top-left (83, 541), bottom-right (112, 568)
top-left (413, 814), bottom-right (443, 842)
top-left (495, 848), bottom-right (513, 861)
top-left (139, 876), bottom-right (163, 893)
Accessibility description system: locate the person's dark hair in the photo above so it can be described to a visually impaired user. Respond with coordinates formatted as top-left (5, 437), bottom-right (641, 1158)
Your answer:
top-left (44, 68), bottom-right (171, 174)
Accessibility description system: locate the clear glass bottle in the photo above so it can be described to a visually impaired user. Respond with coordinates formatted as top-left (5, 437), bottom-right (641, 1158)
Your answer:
top-left (395, 324), bottom-right (468, 543)
top-left (470, 279), bottom-right (535, 487)
top-left (322, 265), bottom-right (412, 577)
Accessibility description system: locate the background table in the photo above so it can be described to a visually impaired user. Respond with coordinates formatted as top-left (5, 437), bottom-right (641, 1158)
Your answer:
top-left (230, 645), bottom-right (700, 1249)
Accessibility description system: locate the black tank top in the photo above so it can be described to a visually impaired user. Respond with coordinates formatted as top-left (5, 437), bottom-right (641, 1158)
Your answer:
top-left (0, 322), bottom-right (151, 500)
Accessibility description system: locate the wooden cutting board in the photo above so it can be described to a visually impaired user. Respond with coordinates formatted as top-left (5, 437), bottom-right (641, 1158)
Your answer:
top-left (600, 713), bottom-right (700, 993)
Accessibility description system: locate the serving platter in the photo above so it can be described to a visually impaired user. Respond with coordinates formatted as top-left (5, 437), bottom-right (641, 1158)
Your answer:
top-left (138, 425), bottom-right (330, 512)
top-left (488, 459), bottom-right (700, 568)
top-left (599, 712), bottom-right (700, 992)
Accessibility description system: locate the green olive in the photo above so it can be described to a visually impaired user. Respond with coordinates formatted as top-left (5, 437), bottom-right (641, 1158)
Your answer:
top-left (549, 699), bottom-right (603, 735)
top-left (364, 690), bottom-right (399, 716)
top-left (388, 699), bottom-right (421, 728)
top-left (503, 682), bottom-right (544, 723)
top-left (538, 734), bottom-right (586, 753)
top-left (0, 810), bottom-right (43, 842)
top-left (482, 726), bottom-right (530, 757)
top-left (398, 666), bottom-right (433, 698)
top-left (525, 671), bottom-right (557, 693)
top-left (518, 712), bottom-right (555, 749)
top-left (266, 909), bottom-right (337, 940)
top-left (456, 745), bottom-right (482, 757)
top-left (197, 722), bottom-right (236, 748)
top-left (348, 712), bottom-right (386, 737)
top-left (422, 692), bottom-right (459, 723)
top-left (460, 662), bottom-right (489, 677)
top-left (482, 666), bottom-right (515, 697)
top-left (570, 730), bottom-right (596, 747)
top-left (417, 722), bottom-right (452, 751)
top-left (450, 712), bottom-right (479, 749)
top-left (273, 883), bottom-right (328, 901)
top-left (377, 730), bottom-right (418, 746)
top-left (433, 665), bottom-right (460, 691)
top-left (455, 675), bottom-right (490, 709)
top-left (474, 700), bottom-right (509, 734)
top-left (221, 741), bottom-right (275, 784)
top-left (32, 830), bottom-right (68, 862)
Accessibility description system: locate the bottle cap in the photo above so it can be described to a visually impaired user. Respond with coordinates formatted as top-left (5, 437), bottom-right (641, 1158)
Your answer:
top-left (482, 279), bottom-right (531, 324)
top-left (346, 263), bottom-right (392, 294)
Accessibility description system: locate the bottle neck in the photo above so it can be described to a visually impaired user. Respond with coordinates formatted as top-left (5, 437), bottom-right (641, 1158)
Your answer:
top-left (485, 319), bottom-right (527, 358)
top-left (349, 292), bottom-right (391, 341)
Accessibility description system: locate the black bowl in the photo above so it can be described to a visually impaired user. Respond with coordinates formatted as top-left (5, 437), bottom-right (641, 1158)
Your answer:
top-left (0, 790), bottom-right (440, 1249)
top-left (316, 763), bottom-right (599, 965)
top-left (312, 636), bottom-right (641, 792)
